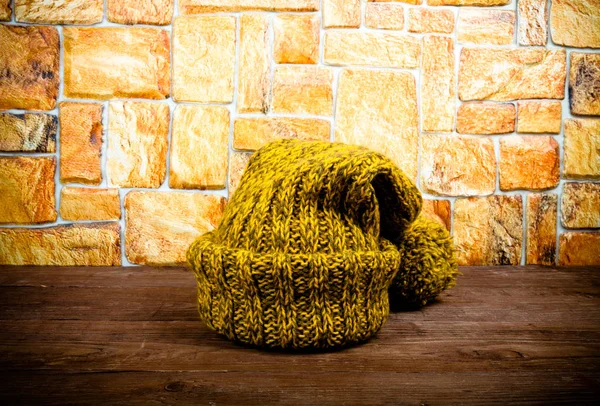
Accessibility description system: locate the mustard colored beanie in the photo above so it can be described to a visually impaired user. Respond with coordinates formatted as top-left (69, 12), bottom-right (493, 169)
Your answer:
top-left (186, 138), bottom-right (423, 349)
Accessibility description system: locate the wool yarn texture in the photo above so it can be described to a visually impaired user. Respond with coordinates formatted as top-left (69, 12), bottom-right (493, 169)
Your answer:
top-left (187, 138), bottom-right (457, 349)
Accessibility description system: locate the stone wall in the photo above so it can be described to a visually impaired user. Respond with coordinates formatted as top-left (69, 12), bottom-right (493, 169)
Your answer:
top-left (0, 0), bottom-right (598, 266)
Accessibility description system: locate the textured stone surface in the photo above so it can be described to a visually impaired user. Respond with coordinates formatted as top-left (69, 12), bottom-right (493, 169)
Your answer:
top-left (170, 105), bottom-right (229, 189)
top-left (179, 0), bottom-right (318, 12)
top-left (233, 118), bottom-right (330, 151)
top-left (550, 0), bottom-right (600, 48)
top-left (457, 9), bottom-right (515, 45)
top-left (335, 69), bottom-right (419, 181)
top-left (107, 102), bottom-right (169, 188)
top-left (173, 16), bottom-right (235, 103)
top-left (323, 0), bottom-right (360, 28)
top-left (0, 223), bottom-right (121, 266)
top-left (229, 151), bottom-right (253, 199)
top-left (324, 31), bottom-right (420, 69)
top-left (0, 25), bottom-right (59, 111)
top-left (421, 134), bottom-right (496, 196)
top-left (108, 0), bottom-right (174, 25)
top-left (563, 119), bottom-right (600, 180)
top-left (407, 8), bottom-right (454, 33)
top-left (0, 113), bottom-right (57, 153)
top-left (0, 0), bottom-right (10, 21)
top-left (125, 191), bottom-right (226, 265)
top-left (365, 3), bottom-right (404, 30)
top-left (454, 196), bottom-right (523, 266)
top-left (561, 183), bottom-right (600, 229)
top-left (517, 101), bottom-right (561, 134)
top-left (559, 232), bottom-right (600, 266)
top-left (271, 66), bottom-right (333, 116)
top-left (274, 14), bottom-right (320, 64)
top-left (518, 0), bottom-right (548, 46)
top-left (421, 199), bottom-right (451, 232)
top-left (421, 36), bottom-right (455, 133)
top-left (60, 187), bottom-right (121, 221)
top-left (456, 102), bottom-right (515, 135)
top-left (238, 14), bottom-right (270, 114)
top-left (428, 0), bottom-right (508, 4)
top-left (0, 157), bottom-right (56, 224)
top-left (459, 48), bottom-right (566, 101)
top-left (526, 193), bottom-right (557, 266)
top-left (64, 27), bottom-right (170, 100)
top-left (499, 136), bottom-right (560, 191)
top-left (569, 53), bottom-right (600, 116)
top-left (59, 102), bottom-right (103, 185)
top-left (15, 0), bottom-right (103, 24)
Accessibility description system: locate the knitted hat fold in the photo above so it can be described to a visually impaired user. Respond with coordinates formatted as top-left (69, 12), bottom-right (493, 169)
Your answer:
top-left (187, 139), bottom-right (423, 349)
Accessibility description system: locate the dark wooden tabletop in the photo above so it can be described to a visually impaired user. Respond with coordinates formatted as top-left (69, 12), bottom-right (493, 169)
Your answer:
top-left (0, 265), bottom-right (598, 405)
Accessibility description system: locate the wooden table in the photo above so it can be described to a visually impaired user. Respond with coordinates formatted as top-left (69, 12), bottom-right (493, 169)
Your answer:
top-left (0, 265), bottom-right (598, 405)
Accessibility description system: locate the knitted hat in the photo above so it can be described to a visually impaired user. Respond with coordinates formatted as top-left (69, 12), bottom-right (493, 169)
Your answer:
top-left (186, 138), bottom-right (422, 349)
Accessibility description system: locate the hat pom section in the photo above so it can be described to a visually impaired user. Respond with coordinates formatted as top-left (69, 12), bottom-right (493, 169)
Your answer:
top-left (389, 216), bottom-right (459, 308)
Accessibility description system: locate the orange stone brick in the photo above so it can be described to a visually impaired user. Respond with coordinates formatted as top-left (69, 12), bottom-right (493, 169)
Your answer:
top-left (408, 8), bottom-right (454, 34)
top-left (0, 223), bottom-right (121, 266)
top-left (421, 134), bottom-right (496, 197)
top-left (519, 0), bottom-right (548, 46)
top-left (550, 0), bottom-right (600, 48)
top-left (559, 232), bottom-right (600, 266)
top-left (0, 25), bottom-right (59, 111)
top-left (0, 156), bottom-right (56, 224)
top-left (421, 199), bottom-right (451, 232)
top-left (569, 53), bottom-right (600, 116)
top-left (107, 0), bottom-right (174, 25)
top-left (323, 0), bottom-right (360, 28)
top-left (563, 119), bottom-right (600, 180)
top-left (517, 101), bottom-right (562, 134)
top-left (457, 9), bottom-right (515, 45)
top-left (526, 193), bottom-right (557, 266)
top-left (0, 113), bottom-right (56, 153)
top-left (274, 14), bottom-right (320, 64)
top-left (59, 102), bottom-right (103, 185)
top-left (63, 27), bottom-right (170, 100)
top-left (454, 195), bottom-right (523, 266)
top-left (233, 118), bottom-right (330, 151)
top-left (60, 187), bottom-right (121, 221)
top-left (499, 136), bottom-right (560, 191)
top-left (271, 66), bottom-right (334, 116)
top-left (429, 0), bottom-right (508, 4)
top-left (457, 102), bottom-right (516, 135)
top-left (179, 0), bottom-right (318, 12)
top-left (0, 0), bottom-right (10, 21)
top-left (561, 182), bottom-right (600, 229)
top-left (229, 151), bottom-right (253, 199)
top-left (365, 3), bottom-right (405, 30)
top-left (238, 14), bottom-right (271, 113)
top-left (15, 0), bottom-right (103, 24)
top-left (421, 36), bottom-right (455, 133)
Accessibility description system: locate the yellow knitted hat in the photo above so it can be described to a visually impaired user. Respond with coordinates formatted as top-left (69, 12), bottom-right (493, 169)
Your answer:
top-left (186, 138), bottom-right (423, 349)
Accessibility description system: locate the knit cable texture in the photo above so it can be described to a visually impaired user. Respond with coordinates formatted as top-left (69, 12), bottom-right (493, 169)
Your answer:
top-left (187, 139), bottom-right (423, 349)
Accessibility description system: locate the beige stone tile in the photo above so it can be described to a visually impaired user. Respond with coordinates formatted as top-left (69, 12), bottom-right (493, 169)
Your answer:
top-left (274, 14), bottom-right (320, 64)
top-left (107, 0), bottom-right (174, 25)
top-left (559, 232), bottom-right (600, 266)
top-left (458, 48), bottom-right (566, 101)
top-left (0, 223), bottom-right (121, 266)
top-left (421, 199), bottom-right (451, 232)
top-left (271, 66), bottom-right (334, 116)
top-left (335, 69), bottom-right (419, 181)
top-left (422, 36), bottom-right (455, 133)
top-left (408, 8), bottom-right (454, 33)
top-left (60, 187), bottom-right (121, 221)
top-left (64, 27), bottom-right (170, 100)
top-left (0, 113), bottom-right (57, 153)
top-left (173, 16), bottom-right (235, 103)
top-left (324, 30), bottom-right (420, 69)
top-left (429, 0), bottom-right (508, 4)
top-left (229, 151), bottom-right (253, 199)
top-left (457, 102), bottom-right (515, 135)
top-left (526, 193), bottom-right (557, 266)
top-left (59, 102), bottom-right (103, 185)
top-left (238, 14), bottom-right (271, 113)
top-left (499, 136), bottom-right (559, 191)
top-left (454, 195), bottom-right (523, 266)
top-left (550, 0), bottom-right (600, 48)
top-left (233, 117), bottom-right (330, 151)
top-left (364, 2), bottom-right (404, 30)
top-left (372, 0), bottom-right (421, 4)
top-left (421, 134), bottom-right (496, 196)
top-left (561, 183), bottom-right (600, 229)
top-left (569, 53), bottom-right (600, 116)
top-left (107, 102), bottom-right (169, 188)
top-left (170, 105), bottom-right (229, 190)
top-left (323, 0), bottom-right (360, 28)
top-left (15, 0), bottom-right (103, 24)
top-left (458, 9), bottom-right (515, 45)
top-left (517, 101), bottom-right (561, 134)
top-left (563, 118), bottom-right (600, 180)
top-left (0, 0), bottom-right (10, 21)
top-left (0, 156), bottom-right (56, 224)
top-left (518, 0), bottom-right (548, 46)
top-left (0, 25), bottom-right (59, 111)
top-left (125, 191), bottom-right (226, 265)
top-left (179, 0), bottom-right (318, 12)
